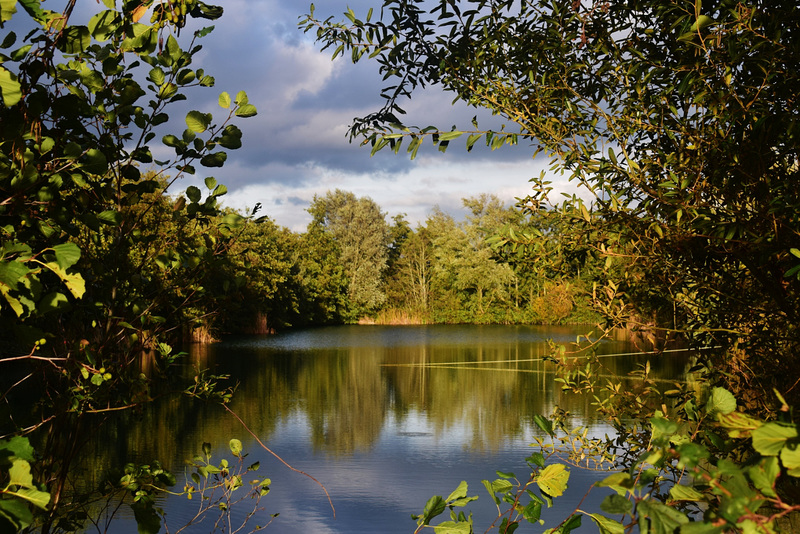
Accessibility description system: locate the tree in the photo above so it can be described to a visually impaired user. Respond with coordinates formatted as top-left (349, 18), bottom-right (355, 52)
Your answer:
top-left (0, 1), bottom-right (257, 529)
top-left (302, 0), bottom-right (800, 406)
top-left (302, 1), bottom-right (800, 531)
top-left (424, 202), bottom-right (516, 323)
top-left (385, 223), bottom-right (433, 320)
top-left (213, 213), bottom-right (305, 333)
top-left (307, 189), bottom-right (391, 319)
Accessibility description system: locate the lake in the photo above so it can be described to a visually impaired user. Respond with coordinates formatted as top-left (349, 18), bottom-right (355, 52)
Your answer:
top-left (89, 324), bottom-right (692, 533)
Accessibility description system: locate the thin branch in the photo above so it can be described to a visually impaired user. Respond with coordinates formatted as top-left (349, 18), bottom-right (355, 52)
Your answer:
top-left (222, 404), bottom-right (336, 519)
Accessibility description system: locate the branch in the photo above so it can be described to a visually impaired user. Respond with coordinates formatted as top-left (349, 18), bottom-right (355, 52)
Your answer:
top-left (222, 404), bottom-right (336, 518)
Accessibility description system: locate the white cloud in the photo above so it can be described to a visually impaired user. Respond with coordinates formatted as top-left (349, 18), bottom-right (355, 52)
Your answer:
top-left (221, 154), bottom-right (584, 232)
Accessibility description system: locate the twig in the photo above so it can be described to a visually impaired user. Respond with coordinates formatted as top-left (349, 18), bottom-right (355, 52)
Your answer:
top-left (222, 404), bottom-right (336, 518)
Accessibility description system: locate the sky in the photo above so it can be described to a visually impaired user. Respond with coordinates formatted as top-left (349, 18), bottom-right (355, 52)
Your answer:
top-left (67, 1), bottom-right (582, 231)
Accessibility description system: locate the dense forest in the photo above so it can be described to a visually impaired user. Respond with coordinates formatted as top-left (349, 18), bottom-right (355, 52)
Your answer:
top-left (198, 188), bottom-right (603, 335)
top-left (1, 0), bottom-right (800, 532)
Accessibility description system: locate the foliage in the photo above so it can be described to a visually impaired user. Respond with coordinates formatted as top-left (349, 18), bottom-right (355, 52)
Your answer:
top-left (306, 189), bottom-right (391, 320)
top-left (93, 439), bottom-right (273, 534)
top-left (379, 194), bottom-right (598, 324)
top-left (213, 213), bottom-right (306, 333)
top-left (301, 0), bottom-right (800, 404)
top-left (302, 0), bottom-right (800, 531)
top-left (0, 0), bottom-right (258, 530)
top-left (0, 437), bottom-right (50, 532)
top-left (412, 385), bottom-right (800, 534)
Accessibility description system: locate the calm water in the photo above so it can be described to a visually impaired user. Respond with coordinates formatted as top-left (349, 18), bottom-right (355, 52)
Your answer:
top-left (90, 325), bottom-right (691, 533)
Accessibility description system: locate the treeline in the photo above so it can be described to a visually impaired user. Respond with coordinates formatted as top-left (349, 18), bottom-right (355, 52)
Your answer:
top-left (199, 188), bottom-right (603, 335)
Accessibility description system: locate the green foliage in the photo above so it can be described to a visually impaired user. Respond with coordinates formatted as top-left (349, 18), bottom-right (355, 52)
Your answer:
top-left (304, 2), bottom-right (800, 531)
top-left (0, 437), bottom-right (49, 532)
top-left (380, 195), bottom-right (598, 325)
top-left (0, 1), bottom-right (259, 529)
top-left (302, 189), bottom-right (391, 321)
top-left (411, 388), bottom-right (800, 534)
top-left (303, 0), bottom-right (800, 403)
top-left (104, 440), bottom-right (272, 534)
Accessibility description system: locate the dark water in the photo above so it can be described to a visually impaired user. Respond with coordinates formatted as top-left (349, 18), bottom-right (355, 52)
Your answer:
top-left (89, 324), bottom-right (692, 533)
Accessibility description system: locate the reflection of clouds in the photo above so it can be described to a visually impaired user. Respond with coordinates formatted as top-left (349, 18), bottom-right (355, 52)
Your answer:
top-left (106, 325), bottom-right (684, 532)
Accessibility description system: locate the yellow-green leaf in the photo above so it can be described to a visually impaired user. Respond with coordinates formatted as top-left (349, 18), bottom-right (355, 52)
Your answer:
top-left (0, 66), bottom-right (21, 107)
top-left (752, 423), bottom-right (797, 456)
top-left (8, 459), bottom-right (34, 488)
top-left (536, 463), bottom-right (569, 497)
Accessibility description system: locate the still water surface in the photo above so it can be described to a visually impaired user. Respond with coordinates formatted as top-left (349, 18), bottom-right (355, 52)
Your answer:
top-left (101, 324), bottom-right (690, 533)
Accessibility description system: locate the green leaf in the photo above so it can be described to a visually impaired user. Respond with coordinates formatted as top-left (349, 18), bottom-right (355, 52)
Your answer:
top-left (433, 520), bottom-right (472, 534)
top-left (0, 0), bottom-right (18, 24)
top-left (55, 25), bottom-right (91, 54)
top-left (229, 439), bottom-right (242, 456)
top-left (690, 15), bottom-right (714, 32)
top-left (200, 152), bottom-right (227, 167)
top-left (149, 67), bottom-right (165, 86)
top-left (717, 411), bottom-right (763, 438)
top-left (186, 110), bottom-right (211, 133)
top-left (39, 292), bottom-right (70, 314)
top-left (235, 103), bottom-right (257, 118)
top-left (176, 69), bottom-right (195, 85)
top-left (704, 387), bottom-right (736, 417)
top-left (218, 91), bottom-right (231, 108)
top-left (551, 514), bottom-right (581, 534)
top-left (217, 124), bottom-right (242, 149)
top-left (418, 495), bottom-right (446, 526)
top-left (43, 262), bottom-right (85, 298)
top-left (668, 484), bottom-right (704, 502)
top-left (0, 498), bottom-right (34, 530)
top-left (437, 130), bottom-right (463, 141)
top-left (186, 186), bottom-right (202, 203)
top-left (780, 443), bottom-right (800, 476)
top-left (536, 464), bottom-right (569, 498)
top-left (97, 210), bottom-right (122, 226)
top-left (82, 148), bottom-right (109, 175)
top-left (485, 478), bottom-right (513, 494)
top-left (0, 66), bottom-right (21, 107)
top-left (445, 481), bottom-right (468, 502)
top-left (88, 9), bottom-right (120, 41)
top-left (749, 457), bottom-right (780, 497)
top-left (521, 498), bottom-right (542, 523)
top-left (0, 437), bottom-right (36, 462)
top-left (600, 494), bottom-right (632, 515)
top-left (637, 500), bottom-right (689, 534)
top-left (586, 513), bottom-right (624, 534)
top-left (751, 422), bottom-right (797, 456)
top-left (15, 487), bottom-right (50, 510)
top-left (533, 414), bottom-right (554, 437)
top-left (204, 176), bottom-right (217, 190)
top-left (596, 472), bottom-right (634, 496)
top-left (8, 458), bottom-right (34, 488)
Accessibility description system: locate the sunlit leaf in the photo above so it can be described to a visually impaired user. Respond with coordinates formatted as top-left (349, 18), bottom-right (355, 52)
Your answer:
top-left (536, 464), bottom-right (569, 498)
top-left (186, 110), bottom-right (211, 133)
top-left (752, 423), bottom-right (797, 456)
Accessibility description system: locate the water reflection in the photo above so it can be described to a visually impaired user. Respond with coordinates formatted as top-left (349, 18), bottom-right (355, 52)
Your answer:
top-left (88, 325), bottom-right (693, 533)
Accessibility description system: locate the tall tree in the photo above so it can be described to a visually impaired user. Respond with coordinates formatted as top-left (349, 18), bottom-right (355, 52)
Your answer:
top-left (307, 190), bottom-right (391, 319)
